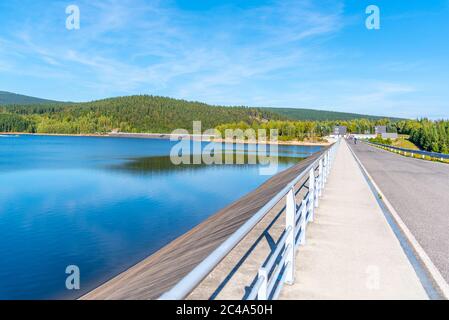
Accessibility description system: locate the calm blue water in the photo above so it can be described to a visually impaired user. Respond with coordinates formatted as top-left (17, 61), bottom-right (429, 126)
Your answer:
top-left (0, 135), bottom-right (321, 300)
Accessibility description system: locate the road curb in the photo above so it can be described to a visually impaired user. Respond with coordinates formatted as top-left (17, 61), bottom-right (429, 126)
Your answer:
top-left (347, 141), bottom-right (449, 300)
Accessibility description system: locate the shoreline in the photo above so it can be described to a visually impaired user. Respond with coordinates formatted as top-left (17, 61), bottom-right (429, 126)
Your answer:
top-left (210, 137), bottom-right (331, 146)
top-left (0, 132), bottom-right (332, 146)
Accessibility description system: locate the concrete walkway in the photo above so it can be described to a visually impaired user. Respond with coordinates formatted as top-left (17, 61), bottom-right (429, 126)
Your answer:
top-left (280, 140), bottom-right (428, 300)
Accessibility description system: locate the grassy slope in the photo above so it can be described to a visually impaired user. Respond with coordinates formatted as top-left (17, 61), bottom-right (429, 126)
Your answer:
top-left (392, 137), bottom-right (421, 150)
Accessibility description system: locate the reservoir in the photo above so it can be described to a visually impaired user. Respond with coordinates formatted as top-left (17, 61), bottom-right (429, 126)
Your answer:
top-left (0, 135), bottom-right (321, 299)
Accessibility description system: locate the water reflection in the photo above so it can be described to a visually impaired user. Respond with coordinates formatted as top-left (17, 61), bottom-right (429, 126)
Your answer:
top-left (0, 135), bottom-right (320, 299)
top-left (111, 154), bottom-right (303, 176)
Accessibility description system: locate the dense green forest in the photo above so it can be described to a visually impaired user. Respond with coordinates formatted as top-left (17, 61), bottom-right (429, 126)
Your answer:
top-left (216, 118), bottom-right (397, 141)
top-left (263, 107), bottom-right (403, 121)
top-left (0, 94), bottom-right (393, 134)
top-left (0, 92), bottom-right (399, 135)
top-left (0, 91), bottom-right (62, 105)
top-left (1, 94), bottom-right (447, 154)
top-left (216, 118), bottom-right (449, 154)
top-left (0, 95), bottom-right (284, 134)
top-left (0, 113), bottom-right (36, 132)
top-left (397, 119), bottom-right (449, 154)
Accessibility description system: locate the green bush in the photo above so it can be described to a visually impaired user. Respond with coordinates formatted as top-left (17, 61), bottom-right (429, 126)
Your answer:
top-left (369, 136), bottom-right (393, 145)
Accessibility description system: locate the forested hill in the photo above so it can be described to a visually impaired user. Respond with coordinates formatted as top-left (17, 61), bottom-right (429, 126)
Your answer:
top-left (2, 92), bottom-right (445, 154)
top-left (0, 91), bottom-right (62, 105)
top-left (0, 93), bottom-right (399, 134)
top-left (0, 95), bottom-right (284, 133)
top-left (264, 107), bottom-right (403, 121)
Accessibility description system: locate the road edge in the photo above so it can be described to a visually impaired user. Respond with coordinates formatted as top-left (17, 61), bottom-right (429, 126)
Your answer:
top-left (347, 140), bottom-right (449, 300)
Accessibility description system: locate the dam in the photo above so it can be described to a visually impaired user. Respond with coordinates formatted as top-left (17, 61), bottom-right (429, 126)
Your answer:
top-left (83, 138), bottom-right (449, 300)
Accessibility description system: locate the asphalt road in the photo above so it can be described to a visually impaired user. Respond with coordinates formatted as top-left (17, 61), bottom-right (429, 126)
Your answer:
top-left (349, 140), bottom-right (449, 285)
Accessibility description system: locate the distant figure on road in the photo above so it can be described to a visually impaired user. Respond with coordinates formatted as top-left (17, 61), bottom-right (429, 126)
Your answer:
top-left (354, 138), bottom-right (357, 145)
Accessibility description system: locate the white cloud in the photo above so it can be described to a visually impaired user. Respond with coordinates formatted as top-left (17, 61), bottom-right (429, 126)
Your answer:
top-left (0, 0), bottom-right (344, 100)
top-left (1, 0), bottom-right (448, 119)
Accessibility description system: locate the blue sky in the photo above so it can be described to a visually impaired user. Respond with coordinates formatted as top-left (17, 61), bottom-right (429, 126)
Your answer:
top-left (0, 0), bottom-right (448, 118)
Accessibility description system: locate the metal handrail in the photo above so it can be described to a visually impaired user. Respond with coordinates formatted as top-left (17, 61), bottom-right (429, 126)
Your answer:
top-left (264, 227), bottom-right (291, 274)
top-left (266, 245), bottom-right (291, 295)
top-left (159, 139), bottom-right (340, 300)
top-left (247, 275), bottom-right (266, 300)
top-left (364, 141), bottom-right (449, 160)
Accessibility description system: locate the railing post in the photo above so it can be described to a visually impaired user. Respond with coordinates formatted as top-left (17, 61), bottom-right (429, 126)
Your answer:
top-left (257, 268), bottom-right (268, 300)
top-left (308, 169), bottom-right (315, 222)
top-left (299, 199), bottom-right (307, 245)
top-left (318, 158), bottom-right (323, 197)
top-left (285, 188), bottom-right (296, 285)
top-left (323, 153), bottom-right (328, 184)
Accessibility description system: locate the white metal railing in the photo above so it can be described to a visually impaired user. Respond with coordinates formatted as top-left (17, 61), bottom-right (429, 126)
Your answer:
top-left (363, 140), bottom-right (449, 161)
top-left (159, 139), bottom-right (340, 300)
